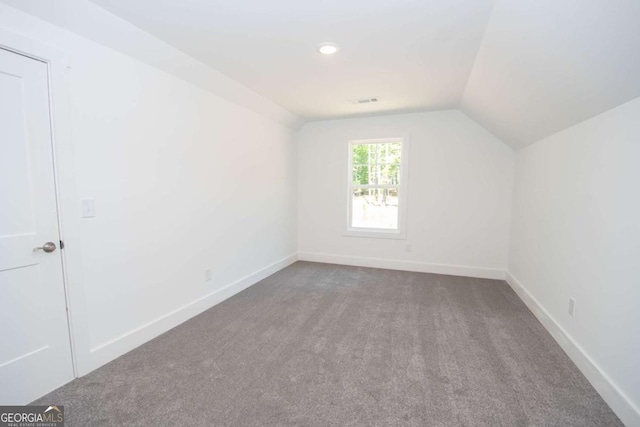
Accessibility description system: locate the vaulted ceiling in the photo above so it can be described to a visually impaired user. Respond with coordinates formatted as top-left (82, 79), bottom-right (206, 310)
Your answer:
top-left (8, 0), bottom-right (640, 148)
top-left (87, 0), bottom-right (495, 120)
top-left (461, 0), bottom-right (640, 148)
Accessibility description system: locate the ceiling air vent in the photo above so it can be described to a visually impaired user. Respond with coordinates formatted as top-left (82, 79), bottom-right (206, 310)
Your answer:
top-left (349, 97), bottom-right (379, 105)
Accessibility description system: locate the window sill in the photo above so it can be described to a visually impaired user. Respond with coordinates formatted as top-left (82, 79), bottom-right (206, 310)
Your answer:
top-left (343, 229), bottom-right (406, 240)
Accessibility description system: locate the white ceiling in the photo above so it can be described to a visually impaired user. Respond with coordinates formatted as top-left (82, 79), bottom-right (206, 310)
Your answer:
top-left (87, 0), bottom-right (495, 120)
top-left (461, 0), bottom-right (640, 148)
top-left (9, 0), bottom-right (640, 148)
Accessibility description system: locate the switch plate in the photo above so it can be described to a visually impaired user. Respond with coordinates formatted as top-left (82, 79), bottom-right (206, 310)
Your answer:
top-left (405, 242), bottom-right (412, 252)
top-left (81, 199), bottom-right (95, 218)
top-left (568, 298), bottom-right (575, 316)
top-left (205, 268), bottom-right (212, 282)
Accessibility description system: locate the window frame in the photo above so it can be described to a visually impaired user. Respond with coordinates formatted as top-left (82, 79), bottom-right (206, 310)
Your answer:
top-left (345, 137), bottom-right (409, 239)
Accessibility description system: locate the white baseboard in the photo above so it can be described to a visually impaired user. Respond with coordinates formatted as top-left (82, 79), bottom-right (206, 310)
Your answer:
top-left (84, 253), bottom-right (298, 374)
top-left (298, 252), bottom-right (505, 280)
top-left (505, 271), bottom-right (640, 427)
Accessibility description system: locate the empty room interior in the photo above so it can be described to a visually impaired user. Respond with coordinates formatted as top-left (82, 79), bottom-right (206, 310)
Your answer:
top-left (1, 0), bottom-right (639, 425)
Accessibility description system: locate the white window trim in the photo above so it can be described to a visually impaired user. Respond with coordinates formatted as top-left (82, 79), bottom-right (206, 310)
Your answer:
top-left (344, 137), bottom-right (409, 239)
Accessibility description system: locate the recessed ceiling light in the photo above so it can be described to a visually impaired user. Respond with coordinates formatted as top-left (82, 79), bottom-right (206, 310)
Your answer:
top-left (318, 43), bottom-right (339, 55)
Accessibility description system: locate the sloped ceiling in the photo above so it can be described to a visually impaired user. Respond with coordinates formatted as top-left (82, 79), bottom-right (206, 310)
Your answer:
top-left (461, 0), bottom-right (640, 149)
top-left (86, 0), bottom-right (495, 122)
top-left (4, 0), bottom-right (640, 148)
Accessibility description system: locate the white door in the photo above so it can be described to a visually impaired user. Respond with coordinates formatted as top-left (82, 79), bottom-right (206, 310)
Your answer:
top-left (0, 47), bottom-right (74, 404)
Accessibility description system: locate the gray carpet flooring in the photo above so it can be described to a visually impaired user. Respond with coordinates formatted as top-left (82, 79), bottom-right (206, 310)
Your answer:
top-left (34, 261), bottom-right (621, 426)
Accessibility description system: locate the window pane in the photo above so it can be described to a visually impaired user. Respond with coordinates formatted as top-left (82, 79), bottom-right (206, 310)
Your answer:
top-left (351, 142), bottom-right (402, 185)
top-left (384, 164), bottom-right (401, 185)
top-left (352, 165), bottom-right (370, 185)
top-left (352, 143), bottom-right (371, 166)
top-left (352, 143), bottom-right (401, 164)
top-left (351, 188), bottom-right (399, 229)
top-left (382, 142), bottom-right (402, 164)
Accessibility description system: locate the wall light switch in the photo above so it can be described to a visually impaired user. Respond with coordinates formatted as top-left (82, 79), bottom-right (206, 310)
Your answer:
top-left (568, 298), bottom-right (575, 317)
top-left (205, 268), bottom-right (212, 282)
top-left (81, 199), bottom-right (95, 218)
top-left (405, 242), bottom-right (412, 252)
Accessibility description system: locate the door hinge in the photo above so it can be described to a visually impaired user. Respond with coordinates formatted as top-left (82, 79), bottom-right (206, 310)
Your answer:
top-left (60, 240), bottom-right (65, 249)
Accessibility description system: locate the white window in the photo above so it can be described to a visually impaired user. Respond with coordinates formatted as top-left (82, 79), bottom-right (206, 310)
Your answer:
top-left (346, 138), bottom-right (407, 238)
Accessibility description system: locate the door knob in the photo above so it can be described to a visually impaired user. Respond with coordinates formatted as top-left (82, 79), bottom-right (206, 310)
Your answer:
top-left (34, 242), bottom-right (57, 253)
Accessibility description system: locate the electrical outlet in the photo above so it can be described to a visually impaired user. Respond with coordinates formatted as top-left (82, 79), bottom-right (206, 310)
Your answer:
top-left (205, 268), bottom-right (212, 282)
top-left (405, 242), bottom-right (412, 252)
top-left (568, 298), bottom-right (575, 316)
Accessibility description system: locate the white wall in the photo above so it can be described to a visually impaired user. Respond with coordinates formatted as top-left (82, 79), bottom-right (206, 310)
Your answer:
top-left (0, 4), bottom-right (297, 374)
top-left (508, 97), bottom-right (640, 425)
top-left (297, 111), bottom-right (515, 279)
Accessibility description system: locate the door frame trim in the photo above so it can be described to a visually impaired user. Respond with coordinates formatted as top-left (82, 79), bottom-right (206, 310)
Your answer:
top-left (0, 29), bottom-right (92, 378)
